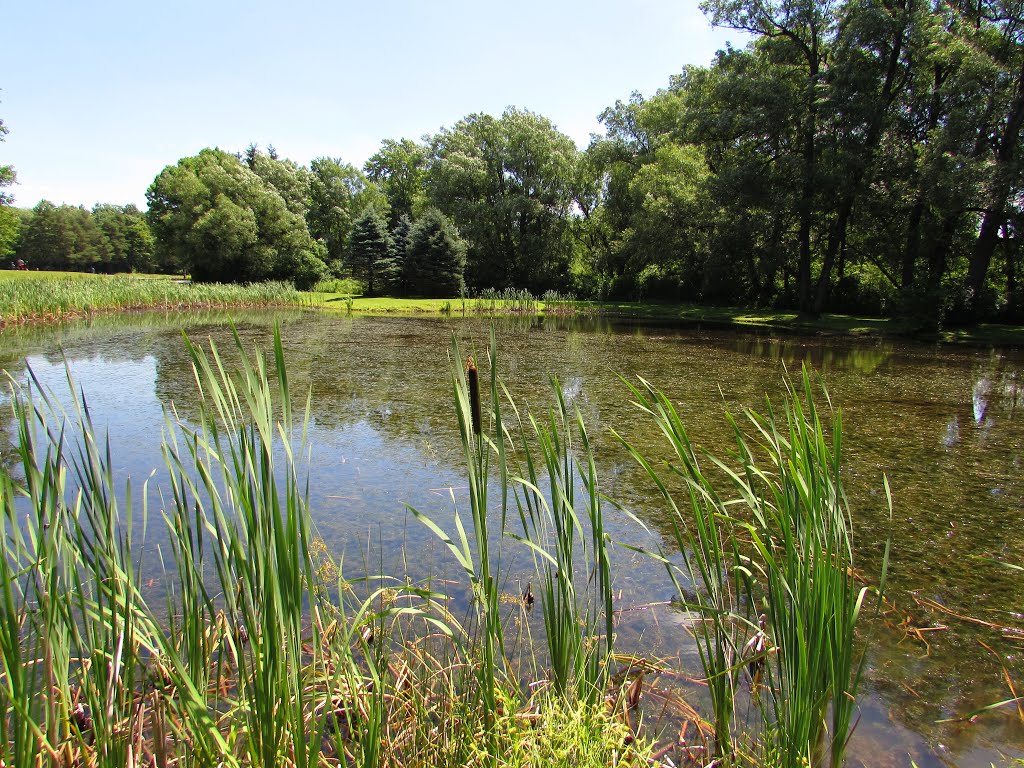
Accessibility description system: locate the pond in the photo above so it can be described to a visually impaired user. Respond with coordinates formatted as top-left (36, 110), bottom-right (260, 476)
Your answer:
top-left (0, 310), bottom-right (1021, 767)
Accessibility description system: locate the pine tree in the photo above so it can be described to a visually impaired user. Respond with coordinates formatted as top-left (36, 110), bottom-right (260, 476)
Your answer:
top-left (350, 206), bottom-right (393, 296)
top-left (386, 214), bottom-right (412, 295)
top-left (405, 209), bottom-right (466, 297)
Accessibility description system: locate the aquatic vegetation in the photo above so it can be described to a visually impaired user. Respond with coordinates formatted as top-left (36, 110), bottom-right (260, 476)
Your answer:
top-left (0, 325), bottom-right (890, 767)
top-left (0, 274), bottom-right (304, 328)
top-left (617, 369), bottom-right (891, 765)
top-left (0, 327), bottom-right (651, 767)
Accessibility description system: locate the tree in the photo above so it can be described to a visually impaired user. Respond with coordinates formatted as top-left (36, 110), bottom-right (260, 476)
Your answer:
top-left (349, 206), bottom-right (393, 295)
top-left (426, 108), bottom-right (580, 292)
top-left (0, 207), bottom-right (19, 259)
top-left (91, 204), bottom-right (155, 272)
top-left (700, 0), bottom-right (837, 312)
top-left (146, 148), bottom-right (327, 284)
top-left (404, 208), bottom-right (466, 297)
top-left (960, 0), bottom-right (1024, 317)
top-left (307, 157), bottom-right (387, 276)
top-left (0, 103), bottom-right (14, 207)
top-left (16, 201), bottom-right (109, 270)
top-left (388, 214), bottom-right (413, 295)
top-left (243, 145), bottom-right (311, 217)
top-left (364, 138), bottom-right (427, 228)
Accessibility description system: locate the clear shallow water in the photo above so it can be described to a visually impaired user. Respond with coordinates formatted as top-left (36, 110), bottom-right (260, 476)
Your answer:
top-left (1, 311), bottom-right (1022, 767)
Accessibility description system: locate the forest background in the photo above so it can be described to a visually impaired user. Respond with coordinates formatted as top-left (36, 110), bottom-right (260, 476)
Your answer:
top-left (1, 0), bottom-right (1022, 328)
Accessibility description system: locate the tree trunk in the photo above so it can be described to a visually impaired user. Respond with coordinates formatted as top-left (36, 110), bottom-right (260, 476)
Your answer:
top-left (813, 12), bottom-right (907, 314)
top-left (965, 62), bottom-right (1024, 317)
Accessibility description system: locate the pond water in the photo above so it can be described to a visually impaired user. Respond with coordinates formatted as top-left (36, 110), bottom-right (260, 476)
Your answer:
top-left (0, 310), bottom-right (1022, 767)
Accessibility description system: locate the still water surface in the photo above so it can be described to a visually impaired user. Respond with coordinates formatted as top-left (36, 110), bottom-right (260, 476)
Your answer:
top-left (0, 310), bottom-right (1021, 767)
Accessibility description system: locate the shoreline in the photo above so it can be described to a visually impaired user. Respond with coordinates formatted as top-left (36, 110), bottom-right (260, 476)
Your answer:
top-left (3, 272), bottom-right (1024, 347)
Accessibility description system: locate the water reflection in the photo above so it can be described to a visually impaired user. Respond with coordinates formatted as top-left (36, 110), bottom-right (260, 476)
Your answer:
top-left (0, 312), bottom-right (1022, 767)
top-left (973, 377), bottom-right (990, 424)
top-left (942, 416), bottom-right (960, 448)
top-left (731, 336), bottom-right (894, 373)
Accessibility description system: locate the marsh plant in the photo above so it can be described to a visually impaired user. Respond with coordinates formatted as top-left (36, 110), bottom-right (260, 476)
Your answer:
top-left (618, 369), bottom-right (890, 766)
top-left (411, 331), bottom-right (619, 715)
top-left (0, 275), bottom-right (302, 327)
top-left (0, 329), bottom-right (652, 768)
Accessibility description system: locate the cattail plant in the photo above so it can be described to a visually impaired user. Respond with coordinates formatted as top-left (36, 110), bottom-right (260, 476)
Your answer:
top-left (617, 366), bottom-right (890, 766)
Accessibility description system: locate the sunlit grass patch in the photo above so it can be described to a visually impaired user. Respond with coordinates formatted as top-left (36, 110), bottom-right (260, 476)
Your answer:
top-left (0, 274), bottom-right (304, 328)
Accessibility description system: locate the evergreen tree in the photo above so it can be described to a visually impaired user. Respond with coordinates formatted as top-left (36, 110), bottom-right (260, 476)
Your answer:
top-left (405, 209), bottom-right (466, 297)
top-left (386, 214), bottom-right (412, 295)
top-left (350, 206), bottom-right (392, 295)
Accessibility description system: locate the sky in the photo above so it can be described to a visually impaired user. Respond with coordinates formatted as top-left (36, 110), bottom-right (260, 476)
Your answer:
top-left (3, 0), bottom-right (747, 210)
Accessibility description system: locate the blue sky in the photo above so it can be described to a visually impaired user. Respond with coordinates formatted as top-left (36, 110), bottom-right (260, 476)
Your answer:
top-left (4, 0), bottom-right (746, 210)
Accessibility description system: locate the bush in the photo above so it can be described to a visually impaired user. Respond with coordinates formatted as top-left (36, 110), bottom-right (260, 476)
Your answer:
top-left (289, 251), bottom-right (331, 291)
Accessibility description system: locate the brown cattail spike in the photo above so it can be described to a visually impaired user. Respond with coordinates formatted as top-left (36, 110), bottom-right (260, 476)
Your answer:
top-left (465, 356), bottom-right (482, 435)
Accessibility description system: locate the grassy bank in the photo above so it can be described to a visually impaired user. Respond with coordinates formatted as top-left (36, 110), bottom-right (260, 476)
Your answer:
top-left (0, 272), bottom-right (303, 329)
top-left (0, 325), bottom-right (893, 767)
top-left (6, 272), bottom-right (1022, 345)
top-left (308, 291), bottom-right (1024, 345)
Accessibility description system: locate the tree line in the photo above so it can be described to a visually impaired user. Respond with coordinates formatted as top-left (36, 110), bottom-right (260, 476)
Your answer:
top-left (2, 0), bottom-right (1021, 323)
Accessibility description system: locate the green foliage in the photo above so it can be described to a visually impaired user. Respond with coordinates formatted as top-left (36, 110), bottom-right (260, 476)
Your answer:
top-left (364, 138), bottom-right (427, 228)
top-left (0, 206), bottom-right (20, 258)
top-left (17, 200), bottom-right (110, 271)
top-left (0, 103), bottom-right (14, 207)
top-left (388, 214), bottom-right (412, 296)
top-left (311, 276), bottom-right (363, 295)
top-left (286, 245), bottom-right (332, 290)
top-left (146, 148), bottom-right (328, 285)
top-left (350, 205), bottom-right (393, 296)
top-left (306, 156), bottom-right (388, 276)
top-left (90, 204), bottom-right (156, 273)
top-left (242, 144), bottom-right (311, 217)
top-left (487, 697), bottom-right (651, 767)
top-left (426, 108), bottom-right (579, 293)
top-left (0, 275), bottom-right (302, 326)
top-left (404, 208), bottom-right (466, 297)
top-left (510, 374), bottom-right (615, 704)
top-left (617, 368), bottom-right (889, 765)
top-left (0, 325), bottom-right (899, 767)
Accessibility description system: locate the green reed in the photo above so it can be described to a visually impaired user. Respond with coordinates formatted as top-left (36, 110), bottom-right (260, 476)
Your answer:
top-left (618, 366), bottom-right (890, 766)
top-left (412, 330), bottom-right (618, 721)
top-left (539, 290), bottom-right (579, 315)
top-left (473, 287), bottom-right (539, 314)
top-left (409, 330), bottom-right (510, 735)
top-left (507, 376), bottom-right (615, 705)
top-left (0, 275), bottom-right (302, 327)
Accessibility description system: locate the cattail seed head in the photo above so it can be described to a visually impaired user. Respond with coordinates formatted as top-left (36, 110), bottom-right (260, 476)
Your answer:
top-left (465, 356), bottom-right (482, 435)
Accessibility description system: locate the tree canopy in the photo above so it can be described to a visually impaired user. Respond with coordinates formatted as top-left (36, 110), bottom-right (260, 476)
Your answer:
top-left (7, 2), bottom-right (1024, 324)
top-left (146, 148), bottom-right (327, 286)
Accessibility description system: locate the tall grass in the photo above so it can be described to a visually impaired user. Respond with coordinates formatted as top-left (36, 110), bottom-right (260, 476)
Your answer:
top-left (0, 275), bottom-right (304, 327)
top-left (410, 331), bottom-right (621, 710)
top-left (539, 290), bottom-right (580, 315)
top-left (617, 367), bottom-right (890, 766)
top-left (0, 326), bottom-right (654, 767)
top-left (311, 277), bottom-right (363, 296)
top-left (507, 376), bottom-right (615, 705)
top-left (473, 287), bottom-right (539, 314)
